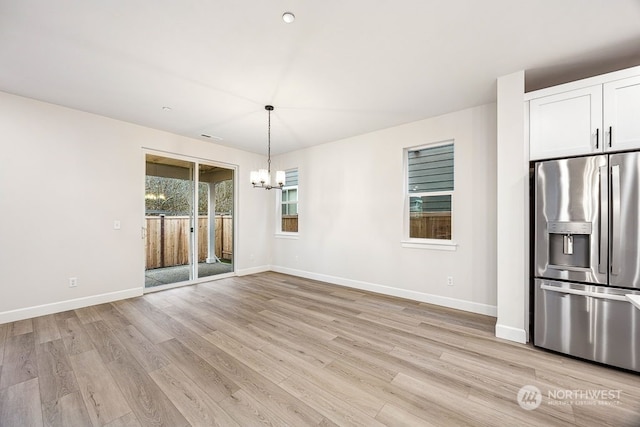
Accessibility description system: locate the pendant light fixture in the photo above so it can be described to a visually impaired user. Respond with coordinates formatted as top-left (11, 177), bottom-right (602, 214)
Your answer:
top-left (250, 105), bottom-right (285, 190)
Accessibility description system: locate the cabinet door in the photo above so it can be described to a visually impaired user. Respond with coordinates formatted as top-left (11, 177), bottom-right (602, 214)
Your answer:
top-left (529, 85), bottom-right (602, 160)
top-left (604, 75), bottom-right (640, 152)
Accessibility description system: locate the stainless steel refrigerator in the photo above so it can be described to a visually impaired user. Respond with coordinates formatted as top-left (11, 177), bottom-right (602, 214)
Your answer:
top-left (534, 153), bottom-right (640, 372)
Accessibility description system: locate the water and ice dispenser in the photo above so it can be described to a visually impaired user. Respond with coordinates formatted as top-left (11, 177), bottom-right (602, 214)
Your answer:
top-left (547, 221), bottom-right (592, 269)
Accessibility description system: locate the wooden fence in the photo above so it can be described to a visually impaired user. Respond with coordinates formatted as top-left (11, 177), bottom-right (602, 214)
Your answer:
top-left (145, 215), bottom-right (233, 269)
top-left (410, 212), bottom-right (451, 240)
top-left (282, 215), bottom-right (298, 232)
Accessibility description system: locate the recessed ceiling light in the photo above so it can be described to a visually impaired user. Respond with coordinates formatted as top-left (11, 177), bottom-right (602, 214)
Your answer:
top-left (162, 106), bottom-right (172, 111)
top-left (282, 12), bottom-right (295, 24)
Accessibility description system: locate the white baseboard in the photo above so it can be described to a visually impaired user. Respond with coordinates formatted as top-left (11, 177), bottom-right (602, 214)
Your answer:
top-left (0, 288), bottom-right (143, 325)
top-left (271, 266), bottom-right (497, 317)
top-left (236, 265), bottom-right (270, 276)
top-left (495, 323), bottom-right (527, 343)
top-left (0, 265), bottom-right (503, 336)
top-left (0, 265), bottom-right (267, 325)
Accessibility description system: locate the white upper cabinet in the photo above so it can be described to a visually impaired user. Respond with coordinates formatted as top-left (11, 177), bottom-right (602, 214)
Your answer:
top-left (528, 67), bottom-right (640, 161)
top-left (529, 86), bottom-right (602, 160)
top-left (603, 76), bottom-right (640, 152)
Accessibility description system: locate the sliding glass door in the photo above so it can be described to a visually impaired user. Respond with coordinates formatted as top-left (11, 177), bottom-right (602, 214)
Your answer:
top-left (144, 153), bottom-right (234, 289)
top-left (197, 162), bottom-right (234, 280)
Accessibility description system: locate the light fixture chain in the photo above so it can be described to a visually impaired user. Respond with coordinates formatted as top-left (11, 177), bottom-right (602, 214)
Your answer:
top-left (250, 105), bottom-right (283, 190)
top-left (267, 107), bottom-right (271, 174)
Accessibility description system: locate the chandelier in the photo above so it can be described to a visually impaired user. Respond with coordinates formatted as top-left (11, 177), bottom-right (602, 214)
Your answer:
top-left (250, 105), bottom-right (285, 190)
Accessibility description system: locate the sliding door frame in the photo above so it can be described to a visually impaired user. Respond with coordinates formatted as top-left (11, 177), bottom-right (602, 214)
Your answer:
top-left (142, 148), bottom-right (238, 293)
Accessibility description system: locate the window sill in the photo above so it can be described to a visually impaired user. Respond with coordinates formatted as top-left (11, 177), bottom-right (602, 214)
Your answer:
top-left (275, 233), bottom-right (299, 240)
top-left (401, 240), bottom-right (458, 251)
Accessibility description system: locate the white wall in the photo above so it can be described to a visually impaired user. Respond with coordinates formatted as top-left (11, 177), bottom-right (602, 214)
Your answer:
top-left (495, 71), bottom-right (528, 343)
top-left (0, 92), bottom-right (502, 324)
top-left (271, 104), bottom-right (498, 316)
top-left (0, 91), bottom-right (272, 323)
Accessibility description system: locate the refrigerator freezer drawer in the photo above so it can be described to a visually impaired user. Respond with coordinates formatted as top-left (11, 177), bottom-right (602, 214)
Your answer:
top-left (534, 279), bottom-right (640, 372)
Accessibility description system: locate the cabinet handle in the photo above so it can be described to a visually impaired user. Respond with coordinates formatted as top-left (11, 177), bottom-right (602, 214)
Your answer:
top-left (609, 126), bottom-right (613, 147)
top-left (596, 128), bottom-right (599, 149)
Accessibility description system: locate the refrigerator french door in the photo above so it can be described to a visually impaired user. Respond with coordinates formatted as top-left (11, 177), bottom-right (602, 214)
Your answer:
top-left (534, 153), bottom-right (640, 372)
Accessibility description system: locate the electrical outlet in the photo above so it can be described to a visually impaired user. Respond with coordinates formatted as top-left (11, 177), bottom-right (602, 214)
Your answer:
top-left (69, 277), bottom-right (78, 288)
top-left (113, 220), bottom-right (121, 230)
top-left (447, 276), bottom-right (454, 286)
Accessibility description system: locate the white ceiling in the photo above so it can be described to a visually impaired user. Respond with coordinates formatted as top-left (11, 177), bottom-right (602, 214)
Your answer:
top-left (1, 1), bottom-right (640, 155)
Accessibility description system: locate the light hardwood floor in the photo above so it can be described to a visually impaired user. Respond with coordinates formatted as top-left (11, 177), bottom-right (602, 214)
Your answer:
top-left (0, 272), bottom-right (638, 426)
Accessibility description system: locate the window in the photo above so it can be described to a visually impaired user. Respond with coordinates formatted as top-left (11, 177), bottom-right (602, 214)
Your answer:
top-left (406, 142), bottom-right (454, 241)
top-left (280, 168), bottom-right (298, 233)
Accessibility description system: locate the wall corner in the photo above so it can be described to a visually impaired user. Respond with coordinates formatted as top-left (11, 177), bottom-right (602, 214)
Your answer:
top-left (496, 70), bottom-right (529, 343)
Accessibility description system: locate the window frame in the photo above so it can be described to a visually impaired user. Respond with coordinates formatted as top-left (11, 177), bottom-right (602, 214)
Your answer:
top-left (276, 168), bottom-right (299, 237)
top-left (402, 141), bottom-right (457, 251)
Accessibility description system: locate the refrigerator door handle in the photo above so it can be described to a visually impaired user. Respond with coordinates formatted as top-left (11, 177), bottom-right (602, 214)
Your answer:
top-left (627, 294), bottom-right (640, 311)
top-left (611, 165), bottom-right (621, 275)
top-left (598, 166), bottom-right (608, 274)
top-left (540, 284), bottom-right (628, 301)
